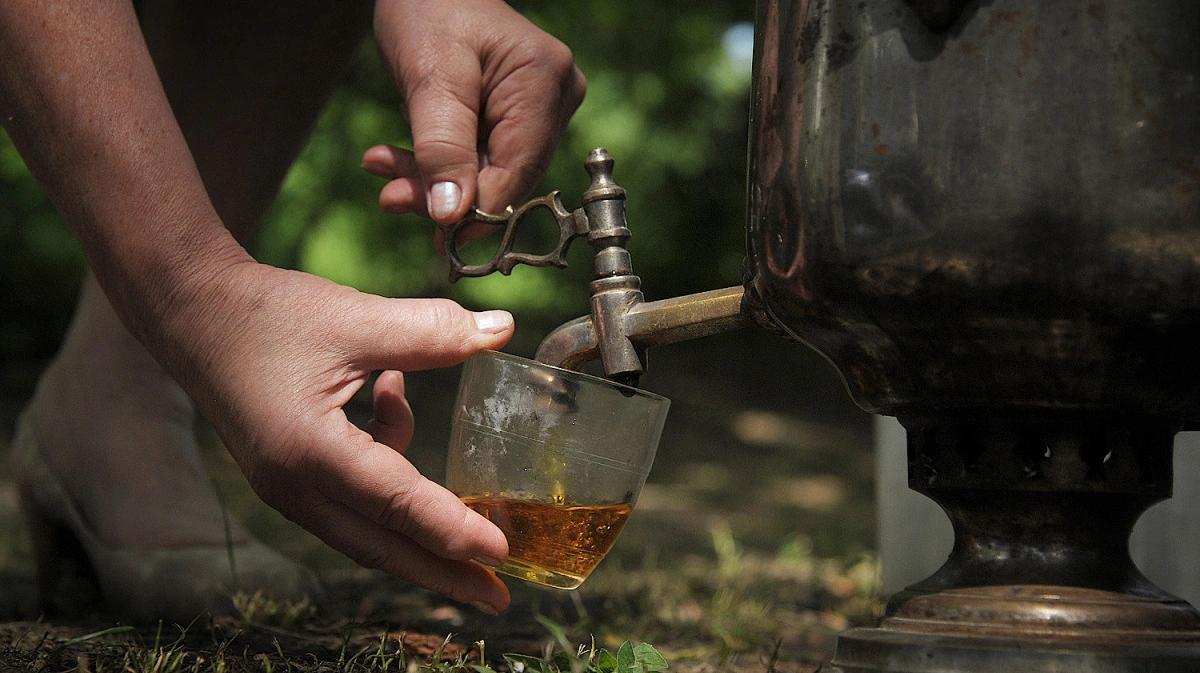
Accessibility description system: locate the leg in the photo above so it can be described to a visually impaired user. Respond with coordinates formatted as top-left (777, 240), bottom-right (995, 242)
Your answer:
top-left (17, 0), bottom-right (373, 620)
top-left (141, 0), bottom-right (373, 243)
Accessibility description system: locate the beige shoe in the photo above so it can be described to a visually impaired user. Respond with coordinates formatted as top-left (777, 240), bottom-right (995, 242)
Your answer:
top-left (10, 411), bottom-right (320, 623)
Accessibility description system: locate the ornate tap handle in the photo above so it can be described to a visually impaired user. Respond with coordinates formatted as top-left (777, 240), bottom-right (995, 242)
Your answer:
top-left (440, 148), bottom-right (645, 384)
top-left (439, 148), bottom-right (627, 284)
top-left (440, 192), bottom-right (588, 283)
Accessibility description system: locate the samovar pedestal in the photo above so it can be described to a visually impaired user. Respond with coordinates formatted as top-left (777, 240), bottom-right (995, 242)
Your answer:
top-left (830, 412), bottom-right (1200, 672)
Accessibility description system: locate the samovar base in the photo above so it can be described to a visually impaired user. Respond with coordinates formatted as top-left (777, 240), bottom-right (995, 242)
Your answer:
top-left (830, 412), bottom-right (1200, 672)
top-left (831, 585), bottom-right (1200, 672)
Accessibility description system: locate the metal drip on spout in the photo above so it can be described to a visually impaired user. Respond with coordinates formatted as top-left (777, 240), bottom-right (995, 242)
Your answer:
top-left (440, 148), bottom-right (751, 387)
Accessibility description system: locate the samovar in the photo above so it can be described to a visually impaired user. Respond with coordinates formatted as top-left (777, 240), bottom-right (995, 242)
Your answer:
top-left (444, 0), bottom-right (1200, 670)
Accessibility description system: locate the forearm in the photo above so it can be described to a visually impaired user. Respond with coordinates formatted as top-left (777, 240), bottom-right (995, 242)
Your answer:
top-left (0, 0), bottom-right (251, 351)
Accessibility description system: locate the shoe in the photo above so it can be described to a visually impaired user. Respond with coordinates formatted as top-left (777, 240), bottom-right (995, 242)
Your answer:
top-left (10, 411), bottom-right (321, 623)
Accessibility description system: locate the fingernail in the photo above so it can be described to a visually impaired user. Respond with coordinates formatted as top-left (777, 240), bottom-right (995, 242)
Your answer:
top-left (471, 600), bottom-right (500, 616)
top-left (430, 181), bottom-right (461, 220)
top-left (473, 555), bottom-right (504, 569)
top-left (473, 310), bottom-right (513, 334)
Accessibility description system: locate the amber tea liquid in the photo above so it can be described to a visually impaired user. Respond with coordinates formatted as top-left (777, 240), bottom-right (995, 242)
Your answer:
top-left (462, 496), bottom-right (632, 589)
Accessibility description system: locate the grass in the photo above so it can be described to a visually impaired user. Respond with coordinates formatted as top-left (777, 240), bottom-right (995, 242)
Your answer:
top-left (232, 591), bottom-right (317, 629)
top-left (573, 523), bottom-right (880, 668)
top-left (1, 610), bottom-right (662, 673)
top-left (0, 522), bottom-right (880, 673)
top-left (4, 620), bottom-right (673, 673)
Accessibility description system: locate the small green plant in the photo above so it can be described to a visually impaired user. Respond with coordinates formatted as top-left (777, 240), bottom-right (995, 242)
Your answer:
top-left (498, 616), bottom-right (669, 673)
top-left (502, 641), bottom-right (668, 673)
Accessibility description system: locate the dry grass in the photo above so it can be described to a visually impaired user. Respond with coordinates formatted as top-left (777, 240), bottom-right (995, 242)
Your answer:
top-left (0, 529), bottom-right (880, 673)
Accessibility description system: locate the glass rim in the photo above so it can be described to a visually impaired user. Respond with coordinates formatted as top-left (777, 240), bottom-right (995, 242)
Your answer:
top-left (472, 349), bottom-right (670, 404)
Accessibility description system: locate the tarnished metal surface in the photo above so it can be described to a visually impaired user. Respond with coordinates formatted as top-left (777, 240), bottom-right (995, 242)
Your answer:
top-left (746, 0), bottom-right (1200, 419)
top-left (830, 626), bottom-right (1200, 673)
top-left (745, 0), bottom-right (1200, 670)
top-left (829, 414), bottom-right (1200, 671)
top-left (535, 286), bottom-right (750, 371)
top-left (883, 586), bottom-right (1200, 640)
top-left (903, 0), bottom-right (972, 30)
top-left (894, 414), bottom-right (1174, 594)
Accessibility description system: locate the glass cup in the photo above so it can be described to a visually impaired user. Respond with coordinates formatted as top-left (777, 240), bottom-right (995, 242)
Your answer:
top-left (446, 350), bottom-right (670, 589)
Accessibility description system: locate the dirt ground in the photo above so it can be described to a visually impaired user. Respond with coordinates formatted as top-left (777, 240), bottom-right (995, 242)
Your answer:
top-left (0, 327), bottom-right (879, 672)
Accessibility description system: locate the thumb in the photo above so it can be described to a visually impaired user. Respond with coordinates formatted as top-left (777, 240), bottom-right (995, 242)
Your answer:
top-left (404, 57), bottom-right (483, 224)
top-left (351, 296), bottom-right (514, 372)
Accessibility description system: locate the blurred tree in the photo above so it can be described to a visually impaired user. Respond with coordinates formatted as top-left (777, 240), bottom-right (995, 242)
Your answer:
top-left (0, 0), bottom-right (755, 410)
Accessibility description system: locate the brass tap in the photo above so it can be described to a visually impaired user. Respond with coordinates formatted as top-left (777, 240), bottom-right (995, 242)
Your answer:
top-left (441, 148), bottom-right (750, 386)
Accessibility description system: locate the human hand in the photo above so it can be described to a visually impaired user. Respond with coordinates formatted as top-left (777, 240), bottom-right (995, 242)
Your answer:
top-left (361, 0), bottom-right (585, 236)
top-left (163, 261), bottom-right (516, 613)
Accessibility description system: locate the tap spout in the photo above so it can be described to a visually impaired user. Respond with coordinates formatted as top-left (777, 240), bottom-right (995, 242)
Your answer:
top-left (535, 285), bottom-right (750, 375)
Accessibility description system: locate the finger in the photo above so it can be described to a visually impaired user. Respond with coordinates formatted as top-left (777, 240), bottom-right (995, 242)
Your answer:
top-left (363, 145), bottom-right (429, 215)
top-left (300, 495), bottom-right (510, 613)
top-left (245, 409), bottom-right (508, 610)
top-left (377, 178), bottom-right (426, 215)
top-left (349, 296), bottom-right (514, 373)
top-left (361, 145), bottom-right (495, 258)
top-left (362, 144), bottom-right (417, 180)
top-left (366, 370), bottom-right (414, 452)
top-left (476, 64), bottom-right (587, 214)
top-left (311, 435), bottom-right (509, 567)
top-left (403, 55), bottom-right (483, 224)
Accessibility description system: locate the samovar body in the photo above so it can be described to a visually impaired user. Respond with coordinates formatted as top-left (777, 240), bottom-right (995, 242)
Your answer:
top-left (747, 0), bottom-right (1200, 419)
top-left (746, 2), bottom-right (1200, 671)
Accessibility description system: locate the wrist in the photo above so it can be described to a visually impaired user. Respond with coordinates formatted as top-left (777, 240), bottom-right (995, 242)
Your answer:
top-left (89, 210), bottom-right (258, 385)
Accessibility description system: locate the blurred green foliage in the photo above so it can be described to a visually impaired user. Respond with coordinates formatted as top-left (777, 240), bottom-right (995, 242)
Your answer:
top-left (0, 0), bottom-right (755, 406)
